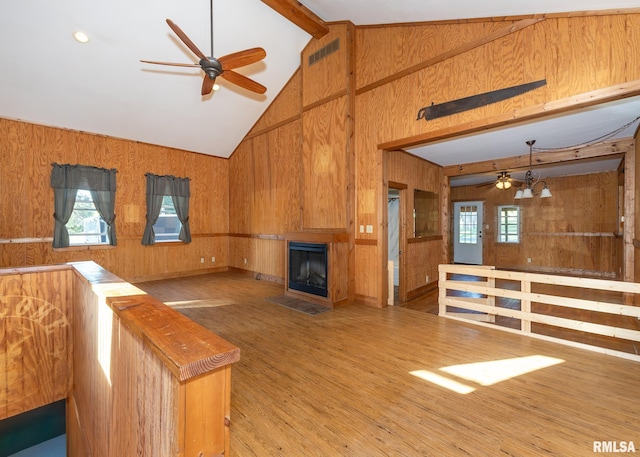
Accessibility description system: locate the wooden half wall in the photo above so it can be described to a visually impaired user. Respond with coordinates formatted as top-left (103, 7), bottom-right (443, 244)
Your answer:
top-left (0, 262), bottom-right (239, 456)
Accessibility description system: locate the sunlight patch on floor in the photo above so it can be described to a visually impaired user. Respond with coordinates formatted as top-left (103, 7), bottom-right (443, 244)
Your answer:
top-left (410, 355), bottom-right (565, 394)
top-left (164, 299), bottom-right (230, 309)
top-left (441, 355), bottom-right (565, 386)
top-left (409, 370), bottom-right (476, 394)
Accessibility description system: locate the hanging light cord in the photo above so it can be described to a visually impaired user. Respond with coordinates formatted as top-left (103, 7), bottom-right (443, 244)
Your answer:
top-left (531, 115), bottom-right (640, 152)
top-left (209, 0), bottom-right (214, 57)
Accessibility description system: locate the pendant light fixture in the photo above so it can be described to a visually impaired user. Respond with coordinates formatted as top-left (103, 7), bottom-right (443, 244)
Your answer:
top-left (514, 140), bottom-right (552, 199)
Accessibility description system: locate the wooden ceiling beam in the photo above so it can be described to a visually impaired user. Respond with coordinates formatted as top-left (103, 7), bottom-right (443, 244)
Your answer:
top-left (261, 0), bottom-right (329, 39)
top-left (379, 79), bottom-right (640, 152)
top-left (443, 138), bottom-right (632, 177)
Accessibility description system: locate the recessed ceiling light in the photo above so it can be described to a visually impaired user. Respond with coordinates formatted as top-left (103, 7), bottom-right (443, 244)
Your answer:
top-left (73, 30), bottom-right (90, 43)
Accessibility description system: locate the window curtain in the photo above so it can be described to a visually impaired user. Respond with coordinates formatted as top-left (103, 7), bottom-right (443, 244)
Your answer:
top-left (142, 173), bottom-right (191, 245)
top-left (50, 163), bottom-right (117, 248)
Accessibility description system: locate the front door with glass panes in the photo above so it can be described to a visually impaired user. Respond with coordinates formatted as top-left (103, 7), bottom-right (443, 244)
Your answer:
top-left (453, 201), bottom-right (483, 264)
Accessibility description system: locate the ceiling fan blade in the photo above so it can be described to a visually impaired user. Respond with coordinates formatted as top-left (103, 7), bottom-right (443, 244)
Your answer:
top-left (166, 19), bottom-right (207, 61)
top-left (221, 70), bottom-right (266, 94)
top-left (140, 60), bottom-right (200, 68)
top-left (202, 76), bottom-right (215, 96)
top-left (218, 48), bottom-right (266, 71)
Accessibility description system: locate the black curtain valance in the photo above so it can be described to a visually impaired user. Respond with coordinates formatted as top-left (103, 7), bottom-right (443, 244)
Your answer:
top-left (144, 173), bottom-right (190, 197)
top-left (51, 163), bottom-right (117, 191)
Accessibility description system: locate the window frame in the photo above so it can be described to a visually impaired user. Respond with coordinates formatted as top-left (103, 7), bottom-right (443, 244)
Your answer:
top-left (497, 205), bottom-right (521, 244)
top-left (66, 189), bottom-right (110, 246)
top-left (152, 195), bottom-right (183, 243)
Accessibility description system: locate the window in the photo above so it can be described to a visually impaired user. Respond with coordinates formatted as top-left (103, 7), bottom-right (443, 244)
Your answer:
top-left (153, 196), bottom-right (182, 242)
top-left (458, 205), bottom-right (478, 244)
top-left (142, 173), bottom-right (191, 245)
top-left (413, 189), bottom-right (439, 237)
top-left (50, 163), bottom-right (117, 248)
top-left (498, 206), bottom-right (520, 243)
top-left (67, 190), bottom-right (109, 245)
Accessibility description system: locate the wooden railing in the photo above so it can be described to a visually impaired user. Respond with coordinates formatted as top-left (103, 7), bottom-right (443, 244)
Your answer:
top-left (438, 264), bottom-right (640, 362)
top-left (1, 261), bottom-right (240, 456)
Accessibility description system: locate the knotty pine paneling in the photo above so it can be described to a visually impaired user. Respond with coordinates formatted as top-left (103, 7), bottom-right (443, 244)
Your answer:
top-left (0, 118), bottom-right (229, 282)
top-left (0, 267), bottom-right (73, 420)
top-left (252, 134), bottom-right (273, 233)
top-left (229, 139), bottom-right (254, 234)
top-left (249, 70), bottom-right (302, 135)
top-left (451, 171), bottom-right (620, 276)
top-left (228, 236), bottom-right (285, 280)
top-left (354, 244), bottom-right (378, 299)
top-left (302, 95), bottom-right (348, 230)
top-left (302, 24), bottom-right (350, 107)
top-left (386, 150), bottom-right (445, 295)
top-left (271, 121), bottom-right (303, 234)
top-left (356, 21), bottom-right (512, 90)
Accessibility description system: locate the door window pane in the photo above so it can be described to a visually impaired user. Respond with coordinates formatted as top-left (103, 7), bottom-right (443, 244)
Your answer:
top-left (458, 205), bottom-right (478, 244)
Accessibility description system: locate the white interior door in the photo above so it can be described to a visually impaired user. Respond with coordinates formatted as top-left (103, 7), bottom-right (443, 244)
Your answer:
top-left (453, 201), bottom-right (483, 265)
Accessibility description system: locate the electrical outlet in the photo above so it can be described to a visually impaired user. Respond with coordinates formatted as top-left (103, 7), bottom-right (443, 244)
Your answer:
top-left (211, 256), bottom-right (216, 263)
top-left (426, 275), bottom-right (429, 283)
top-left (244, 258), bottom-right (247, 265)
top-left (527, 257), bottom-right (532, 263)
top-left (200, 257), bottom-right (205, 264)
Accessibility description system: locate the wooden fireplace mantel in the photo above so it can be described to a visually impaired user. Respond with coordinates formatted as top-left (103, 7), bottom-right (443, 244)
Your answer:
top-left (284, 231), bottom-right (349, 244)
top-left (284, 231), bottom-right (349, 308)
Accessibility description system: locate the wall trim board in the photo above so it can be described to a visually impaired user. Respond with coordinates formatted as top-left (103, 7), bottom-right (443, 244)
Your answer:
top-left (302, 89), bottom-right (349, 112)
top-left (243, 115), bottom-right (301, 141)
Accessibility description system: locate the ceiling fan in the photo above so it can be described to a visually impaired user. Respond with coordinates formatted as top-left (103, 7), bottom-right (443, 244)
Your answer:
top-left (141, 11), bottom-right (266, 96)
top-left (475, 171), bottom-right (523, 189)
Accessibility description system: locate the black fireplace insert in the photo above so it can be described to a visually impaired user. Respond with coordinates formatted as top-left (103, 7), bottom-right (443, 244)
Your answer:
top-left (288, 242), bottom-right (328, 297)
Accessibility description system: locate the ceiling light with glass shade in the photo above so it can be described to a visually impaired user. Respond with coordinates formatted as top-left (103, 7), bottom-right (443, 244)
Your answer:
top-left (514, 140), bottom-right (552, 200)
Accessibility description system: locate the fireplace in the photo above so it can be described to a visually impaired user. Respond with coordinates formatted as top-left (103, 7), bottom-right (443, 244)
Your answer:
top-left (288, 242), bottom-right (328, 297)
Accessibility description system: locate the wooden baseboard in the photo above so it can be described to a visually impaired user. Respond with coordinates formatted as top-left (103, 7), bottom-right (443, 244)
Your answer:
top-left (406, 281), bottom-right (438, 301)
top-left (354, 293), bottom-right (381, 307)
top-left (127, 266), bottom-right (229, 283)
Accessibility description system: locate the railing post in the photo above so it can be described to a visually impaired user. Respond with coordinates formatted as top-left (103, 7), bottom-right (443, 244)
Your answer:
top-left (438, 266), bottom-right (447, 316)
top-left (521, 279), bottom-right (531, 333)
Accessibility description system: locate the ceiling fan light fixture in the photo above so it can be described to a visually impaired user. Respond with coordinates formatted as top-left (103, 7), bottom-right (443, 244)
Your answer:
top-left (495, 172), bottom-right (512, 190)
top-left (72, 30), bottom-right (90, 43)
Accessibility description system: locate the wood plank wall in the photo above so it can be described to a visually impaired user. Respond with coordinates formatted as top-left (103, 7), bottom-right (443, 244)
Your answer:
top-left (228, 23), bottom-right (355, 285)
top-left (0, 119), bottom-right (229, 282)
top-left (451, 171), bottom-right (621, 277)
top-left (353, 12), bottom-right (640, 304)
top-left (0, 261), bottom-right (239, 456)
top-left (386, 150), bottom-right (444, 298)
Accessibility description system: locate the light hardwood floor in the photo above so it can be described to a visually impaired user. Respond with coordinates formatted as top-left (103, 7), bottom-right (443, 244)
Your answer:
top-left (138, 271), bottom-right (640, 457)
